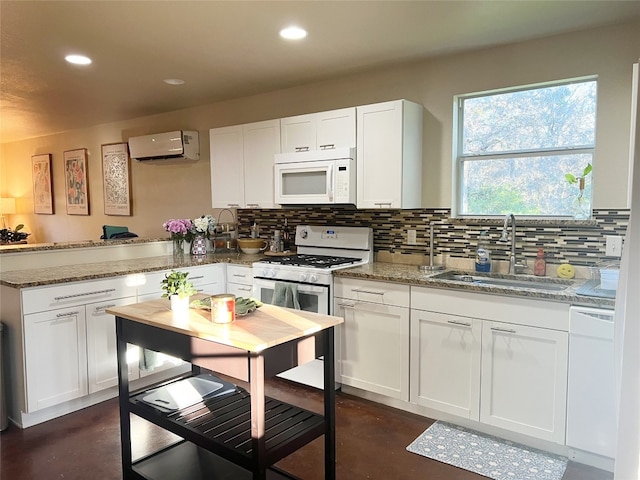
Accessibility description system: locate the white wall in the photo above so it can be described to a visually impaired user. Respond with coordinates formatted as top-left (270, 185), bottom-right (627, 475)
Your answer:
top-left (1, 20), bottom-right (638, 243)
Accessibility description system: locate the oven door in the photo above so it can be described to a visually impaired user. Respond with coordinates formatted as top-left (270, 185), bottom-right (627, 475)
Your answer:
top-left (252, 277), bottom-right (329, 314)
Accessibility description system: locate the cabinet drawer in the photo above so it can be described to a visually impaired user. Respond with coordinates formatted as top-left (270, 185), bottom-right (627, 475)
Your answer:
top-left (227, 265), bottom-right (252, 285)
top-left (411, 286), bottom-right (569, 331)
top-left (334, 278), bottom-right (409, 307)
top-left (22, 277), bottom-right (134, 315)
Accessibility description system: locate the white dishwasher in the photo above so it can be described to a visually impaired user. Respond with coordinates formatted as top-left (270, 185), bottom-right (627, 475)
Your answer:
top-left (567, 306), bottom-right (617, 466)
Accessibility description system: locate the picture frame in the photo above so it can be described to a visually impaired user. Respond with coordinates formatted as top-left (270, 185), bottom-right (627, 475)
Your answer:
top-left (31, 153), bottom-right (54, 214)
top-left (63, 148), bottom-right (90, 215)
top-left (101, 142), bottom-right (132, 216)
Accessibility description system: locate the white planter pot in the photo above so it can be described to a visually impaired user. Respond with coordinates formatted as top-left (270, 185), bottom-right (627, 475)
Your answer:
top-left (170, 295), bottom-right (190, 312)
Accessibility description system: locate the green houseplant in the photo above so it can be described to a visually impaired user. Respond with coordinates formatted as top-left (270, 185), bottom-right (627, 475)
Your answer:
top-left (565, 163), bottom-right (592, 219)
top-left (161, 270), bottom-right (197, 312)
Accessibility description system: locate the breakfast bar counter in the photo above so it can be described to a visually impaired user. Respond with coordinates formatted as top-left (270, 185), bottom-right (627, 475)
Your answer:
top-left (107, 298), bottom-right (342, 480)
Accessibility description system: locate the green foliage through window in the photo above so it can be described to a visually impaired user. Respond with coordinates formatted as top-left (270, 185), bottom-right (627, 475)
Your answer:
top-left (455, 78), bottom-right (597, 217)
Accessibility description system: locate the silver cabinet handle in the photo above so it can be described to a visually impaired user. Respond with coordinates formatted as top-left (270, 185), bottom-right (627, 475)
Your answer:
top-left (319, 144), bottom-right (335, 150)
top-left (227, 203), bottom-right (240, 207)
top-left (294, 146), bottom-right (310, 152)
top-left (189, 275), bottom-right (205, 280)
top-left (374, 202), bottom-right (392, 207)
top-left (491, 327), bottom-right (517, 334)
top-left (237, 286), bottom-right (252, 291)
top-left (337, 302), bottom-right (356, 308)
top-left (232, 273), bottom-right (247, 278)
top-left (56, 311), bottom-right (80, 318)
top-left (246, 203), bottom-right (259, 208)
top-left (54, 289), bottom-right (116, 300)
top-left (447, 320), bottom-right (472, 327)
top-left (351, 288), bottom-right (385, 295)
top-left (93, 304), bottom-right (116, 313)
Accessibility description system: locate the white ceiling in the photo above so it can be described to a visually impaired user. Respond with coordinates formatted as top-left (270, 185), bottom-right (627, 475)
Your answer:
top-left (2, 0), bottom-right (640, 144)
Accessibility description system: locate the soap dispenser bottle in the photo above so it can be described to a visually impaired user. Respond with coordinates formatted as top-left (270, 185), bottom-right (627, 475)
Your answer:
top-left (475, 230), bottom-right (491, 272)
top-left (534, 248), bottom-right (546, 276)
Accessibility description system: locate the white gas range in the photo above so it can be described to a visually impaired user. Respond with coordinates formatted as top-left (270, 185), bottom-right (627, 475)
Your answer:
top-left (252, 224), bottom-right (373, 388)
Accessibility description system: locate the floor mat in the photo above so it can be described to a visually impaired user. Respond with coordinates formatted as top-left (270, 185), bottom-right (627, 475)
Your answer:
top-left (406, 421), bottom-right (568, 480)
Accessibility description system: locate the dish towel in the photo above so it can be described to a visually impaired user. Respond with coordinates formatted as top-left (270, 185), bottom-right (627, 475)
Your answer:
top-left (271, 282), bottom-right (301, 309)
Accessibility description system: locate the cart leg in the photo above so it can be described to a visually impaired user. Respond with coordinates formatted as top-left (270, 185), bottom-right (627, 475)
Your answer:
top-left (249, 353), bottom-right (267, 480)
top-left (116, 318), bottom-right (133, 479)
top-left (324, 327), bottom-right (336, 480)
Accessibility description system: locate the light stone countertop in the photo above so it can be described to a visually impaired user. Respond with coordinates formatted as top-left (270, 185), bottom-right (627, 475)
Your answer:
top-left (0, 237), bottom-right (168, 254)
top-left (333, 262), bottom-right (615, 308)
top-left (0, 253), bottom-right (262, 289)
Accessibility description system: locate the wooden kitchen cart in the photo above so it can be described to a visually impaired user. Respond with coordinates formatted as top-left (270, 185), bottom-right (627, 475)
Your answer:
top-left (108, 298), bottom-right (342, 480)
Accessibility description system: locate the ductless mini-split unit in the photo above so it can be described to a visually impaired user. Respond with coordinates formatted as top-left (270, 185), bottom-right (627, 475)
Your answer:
top-left (128, 130), bottom-right (199, 161)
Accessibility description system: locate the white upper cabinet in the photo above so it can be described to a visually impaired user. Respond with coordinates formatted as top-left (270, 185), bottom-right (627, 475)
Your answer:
top-left (210, 119), bottom-right (280, 209)
top-left (356, 100), bottom-right (423, 209)
top-left (281, 107), bottom-right (356, 153)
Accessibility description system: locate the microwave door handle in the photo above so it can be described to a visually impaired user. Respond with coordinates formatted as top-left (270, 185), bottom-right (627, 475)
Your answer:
top-left (328, 164), bottom-right (334, 201)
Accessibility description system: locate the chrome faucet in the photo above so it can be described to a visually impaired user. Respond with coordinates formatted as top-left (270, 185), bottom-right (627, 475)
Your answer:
top-left (499, 213), bottom-right (522, 274)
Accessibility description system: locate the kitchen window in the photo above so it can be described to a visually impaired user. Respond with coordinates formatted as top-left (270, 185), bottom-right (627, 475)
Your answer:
top-left (453, 77), bottom-right (597, 218)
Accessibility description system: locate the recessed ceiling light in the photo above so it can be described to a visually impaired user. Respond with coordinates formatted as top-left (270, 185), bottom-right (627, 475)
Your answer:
top-left (65, 54), bottom-right (92, 65)
top-left (163, 79), bottom-right (185, 85)
top-left (280, 26), bottom-right (307, 40)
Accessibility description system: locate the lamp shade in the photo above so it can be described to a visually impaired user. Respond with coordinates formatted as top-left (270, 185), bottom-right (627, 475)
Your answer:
top-left (0, 197), bottom-right (16, 215)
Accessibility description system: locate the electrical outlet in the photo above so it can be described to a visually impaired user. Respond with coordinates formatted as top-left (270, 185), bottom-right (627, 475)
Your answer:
top-left (407, 229), bottom-right (417, 245)
top-left (605, 235), bottom-right (623, 257)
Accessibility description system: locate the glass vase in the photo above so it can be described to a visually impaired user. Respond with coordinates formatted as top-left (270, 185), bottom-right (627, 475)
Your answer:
top-left (191, 234), bottom-right (207, 256)
top-left (172, 237), bottom-right (185, 261)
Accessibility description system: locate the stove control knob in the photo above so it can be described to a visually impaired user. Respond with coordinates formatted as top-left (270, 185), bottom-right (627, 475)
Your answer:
top-left (299, 273), bottom-right (308, 282)
top-left (269, 269), bottom-right (277, 278)
top-left (299, 228), bottom-right (308, 239)
top-left (309, 274), bottom-right (318, 283)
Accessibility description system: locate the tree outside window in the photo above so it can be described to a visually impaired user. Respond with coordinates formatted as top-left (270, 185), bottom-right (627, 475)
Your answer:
top-left (454, 78), bottom-right (597, 218)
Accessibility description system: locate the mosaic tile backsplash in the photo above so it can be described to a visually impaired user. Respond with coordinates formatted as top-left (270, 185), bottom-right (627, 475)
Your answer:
top-left (237, 207), bottom-right (628, 267)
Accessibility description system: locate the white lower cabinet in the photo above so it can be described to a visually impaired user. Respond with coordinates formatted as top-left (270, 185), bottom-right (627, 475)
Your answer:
top-left (410, 286), bottom-right (569, 444)
top-left (226, 264), bottom-right (253, 298)
top-left (480, 320), bottom-right (568, 443)
top-left (410, 310), bottom-right (481, 420)
top-left (86, 297), bottom-right (138, 394)
top-left (334, 278), bottom-right (410, 401)
top-left (24, 307), bottom-right (89, 412)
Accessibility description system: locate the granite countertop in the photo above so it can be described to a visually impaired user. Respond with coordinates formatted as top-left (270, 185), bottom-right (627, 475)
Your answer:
top-left (0, 237), bottom-right (168, 254)
top-left (333, 262), bottom-right (616, 308)
top-left (0, 252), bottom-right (263, 289)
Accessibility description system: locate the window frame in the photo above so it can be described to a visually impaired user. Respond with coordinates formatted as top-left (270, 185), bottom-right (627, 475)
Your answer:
top-left (452, 76), bottom-right (597, 219)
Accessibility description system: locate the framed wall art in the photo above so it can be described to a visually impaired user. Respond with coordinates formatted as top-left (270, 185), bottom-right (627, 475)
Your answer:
top-left (64, 148), bottom-right (90, 215)
top-left (101, 142), bottom-right (132, 216)
top-left (31, 153), bottom-right (54, 214)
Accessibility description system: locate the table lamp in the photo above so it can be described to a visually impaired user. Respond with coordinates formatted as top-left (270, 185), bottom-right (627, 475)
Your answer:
top-left (0, 197), bottom-right (16, 229)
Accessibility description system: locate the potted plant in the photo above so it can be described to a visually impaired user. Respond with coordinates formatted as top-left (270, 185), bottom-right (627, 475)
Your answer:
top-left (565, 163), bottom-right (592, 219)
top-left (161, 270), bottom-right (197, 311)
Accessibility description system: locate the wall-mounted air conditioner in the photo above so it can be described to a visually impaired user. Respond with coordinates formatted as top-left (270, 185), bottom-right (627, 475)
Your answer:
top-left (128, 130), bottom-right (199, 161)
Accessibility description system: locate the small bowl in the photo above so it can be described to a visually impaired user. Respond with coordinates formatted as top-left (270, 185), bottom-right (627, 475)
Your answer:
top-left (237, 238), bottom-right (268, 254)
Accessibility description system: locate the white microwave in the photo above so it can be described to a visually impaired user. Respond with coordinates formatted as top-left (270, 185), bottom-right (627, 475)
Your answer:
top-left (274, 147), bottom-right (356, 205)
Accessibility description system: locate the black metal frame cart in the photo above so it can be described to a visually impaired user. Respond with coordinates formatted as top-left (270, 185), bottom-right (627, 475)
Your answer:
top-left (111, 300), bottom-right (338, 480)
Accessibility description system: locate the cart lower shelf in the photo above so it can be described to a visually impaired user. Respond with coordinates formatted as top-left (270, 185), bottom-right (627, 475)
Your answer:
top-left (130, 381), bottom-right (325, 471)
top-left (133, 441), bottom-right (300, 480)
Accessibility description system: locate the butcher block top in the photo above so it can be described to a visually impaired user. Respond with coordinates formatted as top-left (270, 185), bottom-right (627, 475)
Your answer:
top-left (106, 296), bottom-right (343, 353)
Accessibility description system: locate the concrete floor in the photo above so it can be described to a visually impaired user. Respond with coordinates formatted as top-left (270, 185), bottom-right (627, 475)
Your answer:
top-left (0, 377), bottom-right (613, 480)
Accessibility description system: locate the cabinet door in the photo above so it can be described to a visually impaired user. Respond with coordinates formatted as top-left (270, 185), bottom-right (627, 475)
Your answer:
top-left (316, 107), bottom-right (356, 150)
top-left (356, 100), bottom-right (403, 208)
top-left (410, 310), bottom-right (481, 420)
top-left (24, 308), bottom-right (88, 412)
top-left (243, 120), bottom-right (280, 208)
top-left (480, 321), bottom-right (568, 444)
top-left (280, 113), bottom-right (317, 153)
top-left (86, 297), bottom-right (137, 394)
top-left (210, 125), bottom-right (245, 208)
top-left (335, 298), bottom-right (409, 401)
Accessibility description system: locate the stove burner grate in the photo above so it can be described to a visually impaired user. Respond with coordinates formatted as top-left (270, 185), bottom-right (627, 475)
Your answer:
top-left (261, 254), bottom-right (361, 268)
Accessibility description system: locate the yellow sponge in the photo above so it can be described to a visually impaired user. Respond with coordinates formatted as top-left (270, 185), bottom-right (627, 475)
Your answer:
top-left (557, 263), bottom-right (576, 279)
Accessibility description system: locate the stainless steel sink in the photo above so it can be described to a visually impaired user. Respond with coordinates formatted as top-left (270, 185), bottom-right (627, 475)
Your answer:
top-left (431, 271), bottom-right (573, 292)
